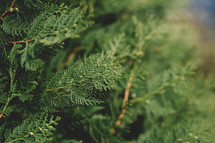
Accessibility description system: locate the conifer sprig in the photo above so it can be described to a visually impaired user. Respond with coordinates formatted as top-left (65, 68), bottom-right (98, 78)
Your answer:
top-left (0, 0), bottom-right (16, 19)
top-left (111, 73), bottom-right (134, 134)
top-left (10, 38), bottom-right (37, 44)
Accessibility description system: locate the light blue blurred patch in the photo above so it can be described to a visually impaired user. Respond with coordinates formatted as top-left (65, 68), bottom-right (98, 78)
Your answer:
top-left (189, 0), bottom-right (215, 28)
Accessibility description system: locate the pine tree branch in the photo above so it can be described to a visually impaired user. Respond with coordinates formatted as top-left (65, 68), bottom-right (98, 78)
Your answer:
top-left (111, 73), bottom-right (134, 133)
top-left (0, 0), bottom-right (17, 19)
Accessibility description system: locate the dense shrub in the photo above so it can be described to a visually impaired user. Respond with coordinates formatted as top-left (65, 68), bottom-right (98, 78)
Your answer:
top-left (0, 0), bottom-right (215, 142)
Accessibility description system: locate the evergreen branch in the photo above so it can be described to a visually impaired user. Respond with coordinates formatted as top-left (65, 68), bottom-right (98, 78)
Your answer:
top-left (0, 0), bottom-right (16, 19)
top-left (0, 96), bottom-right (10, 119)
top-left (123, 73), bottom-right (134, 107)
top-left (0, 94), bottom-right (15, 119)
top-left (41, 53), bottom-right (121, 108)
top-left (130, 86), bottom-right (164, 104)
top-left (9, 38), bottom-right (38, 44)
top-left (111, 73), bottom-right (134, 133)
top-left (46, 83), bottom-right (77, 92)
top-left (5, 114), bottom-right (61, 142)
top-left (0, 66), bottom-right (17, 119)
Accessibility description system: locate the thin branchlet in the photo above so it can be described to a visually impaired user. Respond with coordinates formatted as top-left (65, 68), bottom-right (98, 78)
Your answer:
top-left (111, 73), bottom-right (134, 133)
top-left (10, 38), bottom-right (38, 44)
top-left (0, 0), bottom-right (17, 19)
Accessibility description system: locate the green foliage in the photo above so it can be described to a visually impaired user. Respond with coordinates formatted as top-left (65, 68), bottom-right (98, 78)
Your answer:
top-left (40, 53), bottom-right (121, 112)
top-left (5, 114), bottom-right (61, 143)
top-left (0, 0), bottom-right (215, 143)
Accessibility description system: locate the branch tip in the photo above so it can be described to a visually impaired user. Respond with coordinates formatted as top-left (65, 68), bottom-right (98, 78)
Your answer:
top-left (0, 0), bottom-right (17, 19)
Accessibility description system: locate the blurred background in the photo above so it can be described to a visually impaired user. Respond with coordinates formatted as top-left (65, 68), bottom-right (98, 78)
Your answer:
top-left (187, 0), bottom-right (215, 74)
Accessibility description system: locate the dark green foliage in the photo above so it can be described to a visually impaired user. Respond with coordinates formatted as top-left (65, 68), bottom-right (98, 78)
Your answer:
top-left (0, 0), bottom-right (215, 143)
top-left (5, 114), bottom-right (61, 143)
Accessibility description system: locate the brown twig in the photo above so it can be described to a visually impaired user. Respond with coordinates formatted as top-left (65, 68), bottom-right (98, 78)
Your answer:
top-left (111, 73), bottom-right (134, 133)
top-left (0, 97), bottom-right (11, 119)
top-left (0, 0), bottom-right (17, 19)
top-left (61, 48), bottom-right (78, 68)
top-left (9, 38), bottom-right (38, 44)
